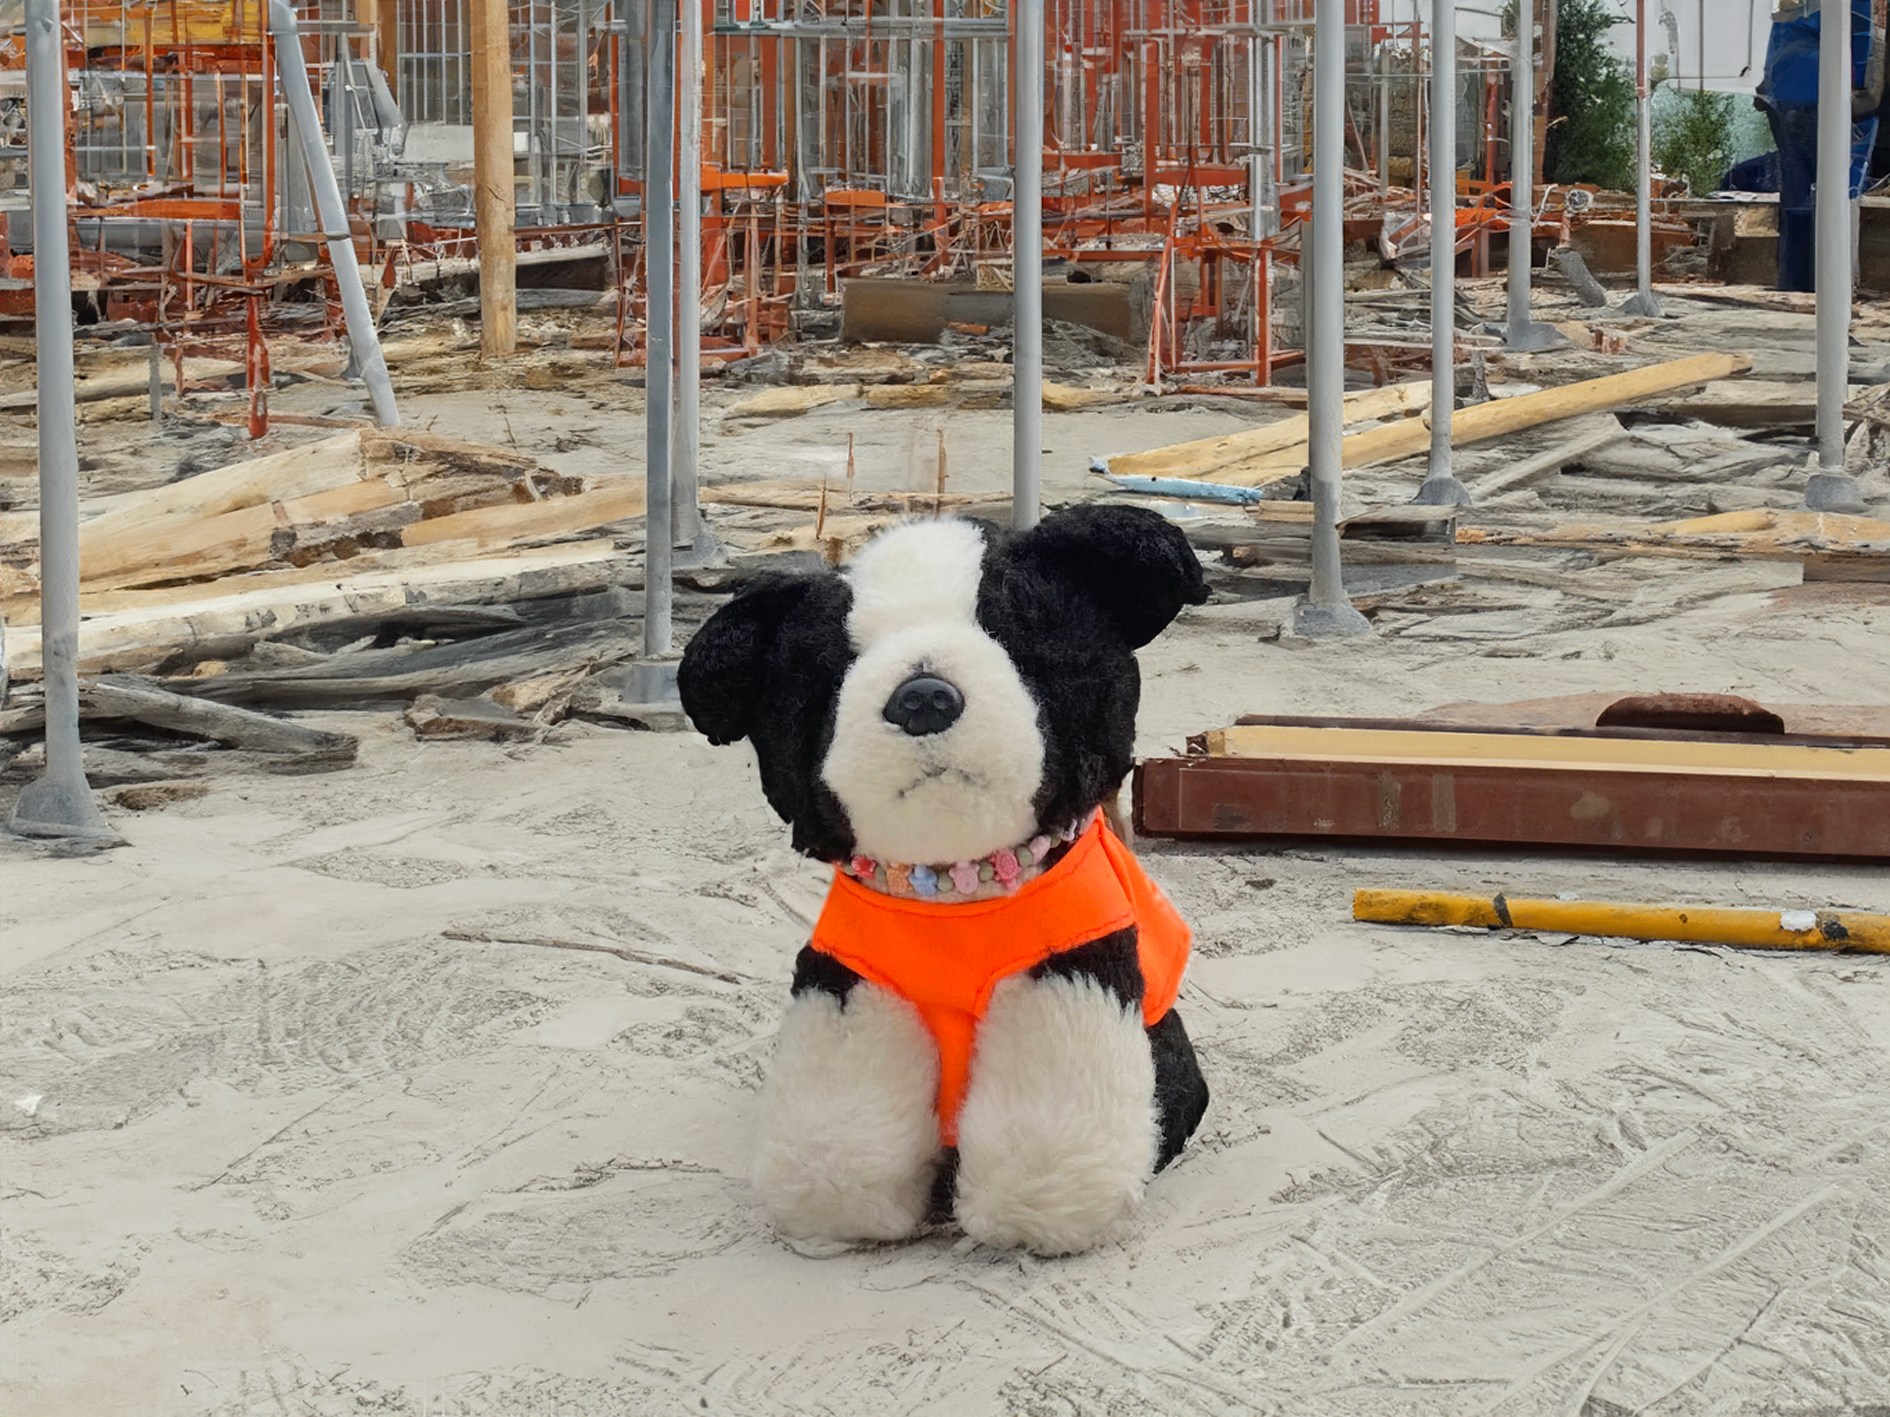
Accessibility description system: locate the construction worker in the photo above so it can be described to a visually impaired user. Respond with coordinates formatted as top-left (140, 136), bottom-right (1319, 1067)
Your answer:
top-left (1754, 0), bottom-right (1885, 291)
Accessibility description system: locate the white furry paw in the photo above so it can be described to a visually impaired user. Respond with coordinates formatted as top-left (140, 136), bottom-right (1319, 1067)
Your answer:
top-left (752, 984), bottom-right (941, 1243)
top-left (953, 974), bottom-right (1158, 1255)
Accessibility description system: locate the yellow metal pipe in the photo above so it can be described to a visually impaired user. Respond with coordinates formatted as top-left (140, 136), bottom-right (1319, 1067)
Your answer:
top-left (1353, 890), bottom-right (1890, 954)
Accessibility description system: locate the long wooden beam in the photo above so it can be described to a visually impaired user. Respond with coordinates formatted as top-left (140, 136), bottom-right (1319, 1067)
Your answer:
top-left (1195, 352), bottom-right (1754, 488)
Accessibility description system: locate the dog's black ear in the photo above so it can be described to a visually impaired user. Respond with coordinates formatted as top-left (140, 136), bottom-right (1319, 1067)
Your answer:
top-left (678, 574), bottom-right (817, 745)
top-left (1007, 504), bottom-right (1209, 648)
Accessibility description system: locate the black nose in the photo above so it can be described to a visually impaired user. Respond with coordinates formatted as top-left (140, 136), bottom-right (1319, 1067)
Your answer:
top-left (883, 675), bottom-right (964, 737)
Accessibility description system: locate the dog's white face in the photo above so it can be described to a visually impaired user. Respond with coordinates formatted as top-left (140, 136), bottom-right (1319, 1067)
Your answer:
top-left (821, 520), bottom-right (1046, 865)
top-left (678, 503), bottom-right (1210, 866)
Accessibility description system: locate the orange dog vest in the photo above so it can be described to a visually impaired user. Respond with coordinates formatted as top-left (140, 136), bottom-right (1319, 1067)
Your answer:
top-left (809, 818), bottom-right (1191, 1143)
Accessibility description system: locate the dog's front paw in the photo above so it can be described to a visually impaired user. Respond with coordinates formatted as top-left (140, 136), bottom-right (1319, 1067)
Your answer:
top-left (953, 974), bottom-right (1158, 1255)
top-left (752, 985), bottom-right (941, 1243)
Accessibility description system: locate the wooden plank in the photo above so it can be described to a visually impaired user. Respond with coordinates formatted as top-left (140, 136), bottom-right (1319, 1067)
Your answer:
top-left (699, 481), bottom-right (983, 512)
top-left (728, 384), bottom-right (862, 418)
top-left (79, 476), bottom-right (414, 589)
top-left (1457, 508), bottom-right (1890, 579)
top-left (172, 617), bottom-right (639, 708)
top-left (1, 544), bottom-right (633, 678)
top-left (81, 675), bottom-right (359, 759)
top-left (1467, 421), bottom-right (1626, 499)
top-left (1199, 352), bottom-right (1753, 487)
top-left (400, 479), bottom-right (646, 550)
top-left (0, 539), bottom-right (618, 627)
top-left (1103, 379), bottom-right (1433, 482)
top-left (1204, 723), bottom-right (1890, 780)
top-left (0, 357), bottom-right (247, 411)
top-left (77, 433), bottom-right (368, 536)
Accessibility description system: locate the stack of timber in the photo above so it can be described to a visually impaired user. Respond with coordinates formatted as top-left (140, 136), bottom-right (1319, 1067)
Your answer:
top-left (1, 428), bottom-right (662, 776)
top-left (0, 429), bottom-right (651, 681)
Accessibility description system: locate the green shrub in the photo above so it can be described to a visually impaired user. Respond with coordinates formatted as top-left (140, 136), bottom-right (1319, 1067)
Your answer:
top-left (1505, 0), bottom-right (1638, 191)
top-left (1652, 88), bottom-right (1740, 194)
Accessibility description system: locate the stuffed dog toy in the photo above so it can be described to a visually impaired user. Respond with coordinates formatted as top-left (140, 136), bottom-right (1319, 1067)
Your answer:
top-left (678, 504), bottom-right (1210, 1254)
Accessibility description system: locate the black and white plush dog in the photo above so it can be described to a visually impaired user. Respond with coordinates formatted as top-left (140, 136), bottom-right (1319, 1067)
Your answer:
top-left (679, 504), bottom-right (1211, 1254)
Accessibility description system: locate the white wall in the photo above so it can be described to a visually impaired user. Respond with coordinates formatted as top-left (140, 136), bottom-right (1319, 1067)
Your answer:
top-left (1602, 0), bottom-right (1779, 96)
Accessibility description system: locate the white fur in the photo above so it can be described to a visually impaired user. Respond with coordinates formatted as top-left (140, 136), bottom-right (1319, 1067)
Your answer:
top-left (751, 984), bottom-right (942, 1242)
top-left (843, 518), bottom-right (987, 649)
top-left (953, 973), bottom-right (1159, 1255)
top-left (822, 621), bottom-right (1046, 864)
top-left (823, 521), bottom-right (1046, 865)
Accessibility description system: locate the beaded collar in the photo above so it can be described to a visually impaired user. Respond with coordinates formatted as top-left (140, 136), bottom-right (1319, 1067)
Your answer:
top-left (842, 815), bottom-right (1090, 904)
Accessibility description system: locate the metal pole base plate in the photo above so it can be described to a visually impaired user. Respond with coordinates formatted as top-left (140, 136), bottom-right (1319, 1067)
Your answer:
top-left (613, 660), bottom-right (682, 709)
top-left (1412, 473), bottom-right (1473, 507)
top-left (1617, 291), bottom-right (1666, 318)
top-left (1294, 600), bottom-right (1375, 639)
top-left (1802, 472), bottom-right (1869, 515)
top-left (671, 530), bottom-right (725, 571)
top-left (8, 772), bottom-right (125, 846)
top-left (1487, 321), bottom-right (1571, 352)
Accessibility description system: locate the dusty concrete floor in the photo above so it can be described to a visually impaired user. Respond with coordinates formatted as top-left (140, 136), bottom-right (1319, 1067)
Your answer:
top-left (7, 287), bottom-right (1890, 1415)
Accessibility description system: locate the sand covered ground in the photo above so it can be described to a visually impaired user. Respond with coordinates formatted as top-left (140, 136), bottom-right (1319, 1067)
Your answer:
top-left (7, 561), bottom-right (1890, 1415)
top-left (7, 287), bottom-right (1890, 1414)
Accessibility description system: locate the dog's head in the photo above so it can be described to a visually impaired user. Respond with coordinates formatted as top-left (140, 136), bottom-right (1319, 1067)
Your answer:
top-left (679, 504), bottom-right (1208, 865)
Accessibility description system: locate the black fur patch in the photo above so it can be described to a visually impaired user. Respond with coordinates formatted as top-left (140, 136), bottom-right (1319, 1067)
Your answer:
top-left (789, 944), bottom-right (863, 1001)
top-left (927, 1147), bottom-right (960, 1223)
top-left (678, 572), bottom-right (859, 861)
top-left (1029, 927), bottom-right (1146, 1010)
top-left (978, 507), bottom-right (1209, 837)
top-left (1148, 1008), bottom-right (1210, 1171)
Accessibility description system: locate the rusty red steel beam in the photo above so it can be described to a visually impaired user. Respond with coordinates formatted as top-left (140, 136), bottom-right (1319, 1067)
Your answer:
top-left (1134, 733), bottom-right (1890, 863)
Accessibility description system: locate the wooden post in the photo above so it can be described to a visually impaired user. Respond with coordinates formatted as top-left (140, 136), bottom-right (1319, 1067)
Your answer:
top-left (375, 0), bottom-right (399, 99)
top-left (471, 0), bottom-right (516, 357)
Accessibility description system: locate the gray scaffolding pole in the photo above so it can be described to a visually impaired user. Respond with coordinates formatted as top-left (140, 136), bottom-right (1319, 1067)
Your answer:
top-left (644, 0), bottom-right (676, 653)
top-left (270, 0), bottom-right (400, 425)
top-left (1501, 0), bottom-right (1559, 350)
top-left (1297, 0), bottom-right (1371, 638)
top-left (10, 0), bottom-right (119, 843)
top-left (1415, 0), bottom-right (1469, 506)
top-left (1618, 0), bottom-right (1664, 318)
top-left (1013, 2), bottom-right (1044, 532)
top-left (674, 0), bottom-right (703, 546)
top-left (1807, 0), bottom-right (1866, 512)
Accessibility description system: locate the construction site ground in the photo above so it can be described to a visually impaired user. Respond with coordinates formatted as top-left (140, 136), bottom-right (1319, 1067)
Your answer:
top-left (7, 275), bottom-right (1890, 1415)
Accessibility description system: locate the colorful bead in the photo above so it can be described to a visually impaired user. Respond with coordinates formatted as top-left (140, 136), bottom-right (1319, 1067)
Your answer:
top-left (908, 864), bottom-right (938, 897)
top-left (850, 856), bottom-right (877, 879)
top-left (992, 848), bottom-right (1020, 884)
top-left (886, 863), bottom-right (913, 895)
top-left (949, 861), bottom-right (980, 895)
top-left (1028, 835), bottom-right (1053, 861)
